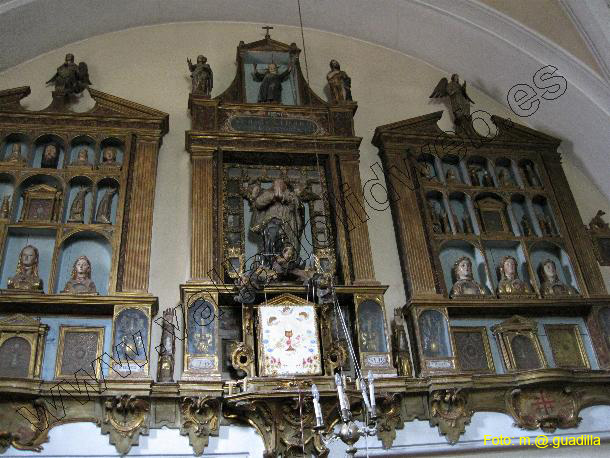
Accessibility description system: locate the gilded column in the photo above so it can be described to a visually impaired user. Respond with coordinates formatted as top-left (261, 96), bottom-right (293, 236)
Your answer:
top-left (337, 153), bottom-right (378, 285)
top-left (190, 148), bottom-right (216, 280)
top-left (542, 152), bottom-right (606, 295)
top-left (382, 149), bottom-right (441, 299)
top-left (121, 135), bottom-right (161, 292)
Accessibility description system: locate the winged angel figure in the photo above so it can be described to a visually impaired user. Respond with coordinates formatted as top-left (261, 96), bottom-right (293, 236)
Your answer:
top-left (430, 74), bottom-right (474, 129)
top-left (46, 53), bottom-right (92, 97)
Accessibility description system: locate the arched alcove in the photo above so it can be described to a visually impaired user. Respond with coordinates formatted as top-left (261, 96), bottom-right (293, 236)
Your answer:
top-left (99, 137), bottom-right (124, 168)
top-left (1, 132), bottom-right (30, 164)
top-left (439, 240), bottom-right (490, 295)
top-left (64, 176), bottom-right (94, 224)
top-left (54, 230), bottom-right (111, 294)
top-left (529, 241), bottom-right (579, 294)
top-left (32, 134), bottom-right (65, 169)
top-left (94, 177), bottom-right (120, 224)
top-left (68, 135), bottom-right (96, 168)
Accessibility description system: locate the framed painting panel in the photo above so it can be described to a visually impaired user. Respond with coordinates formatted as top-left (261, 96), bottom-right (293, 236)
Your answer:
top-left (544, 324), bottom-right (590, 369)
top-left (55, 326), bottom-right (104, 379)
top-left (451, 326), bottom-right (495, 372)
top-left (257, 302), bottom-right (322, 377)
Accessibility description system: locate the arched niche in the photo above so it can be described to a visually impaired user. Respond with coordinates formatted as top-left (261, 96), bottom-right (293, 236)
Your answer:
top-left (14, 174), bottom-right (63, 223)
top-left (0, 226), bottom-right (57, 293)
top-left (415, 152), bottom-right (440, 182)
top-left (54, 230), bottom-right (112, 295)
top-left (426, 190), bottom-right (451, 234)
top-left (63, 176), bottom-right (94, 224)
top-left (99, 137), bottom-right (124, 168)
top-left (418, 309), bottom-right (452, 358)
top-left (357, 299), bottom-right (388, 353)
top-left (0, 172), bottom-right (16, 220)
top-left (439, 240), bottom-right (491, 295)
top-left (68, 135), bottom-right (96, 168)
top-left (448, 191), bottom-right (476, 234)
top-left (94, 178), bottom-right (119, 225)
top-left (0, 336), bottom-right (31, 378)
top-left (483, 240), bottom-right (531, 292)
top-left (518, 159), bottom-right (542, 188)
top-left (474, 192), bottom-right (513, 235)
top-left (1, 132), bottom-right (30, 164)
top-left (532, 195), bottom-right (559, 236)
top-left (494, 157), bottom-right (518, 188)
top-left (32, 134), bottom-right (65, 169)
top-left (509, 194), bottom-right (535, 236)
top-left (529, 241), bottom-right (579, 293)
top-left (440, 154), bottom-right (464, 185)
top-left (466, 155), bottom-right (494, 187)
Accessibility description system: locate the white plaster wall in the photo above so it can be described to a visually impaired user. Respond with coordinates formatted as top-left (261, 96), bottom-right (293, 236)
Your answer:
top-left (0, 22), bottom-right (608, 457)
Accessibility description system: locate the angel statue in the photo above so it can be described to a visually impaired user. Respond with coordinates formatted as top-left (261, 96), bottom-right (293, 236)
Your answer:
top-left (46, 53), bottom-right (91, 97)
top-left (430, 74), bottom-right (474, 131)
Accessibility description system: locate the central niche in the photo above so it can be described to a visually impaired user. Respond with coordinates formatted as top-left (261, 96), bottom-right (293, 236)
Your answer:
top-left (222, 161), bottom-right (335, 283)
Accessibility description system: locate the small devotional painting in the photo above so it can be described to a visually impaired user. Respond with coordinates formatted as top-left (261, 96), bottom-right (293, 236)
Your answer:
top-left (186, 298), bottom-right (219, 373)
top-left (56, 326), bottom-right (104, 378)
top-left (258, 302), bottom-right (322, 377)
top-left (545, 324), bottom-right (589, 369)
top-left (0, 336), bottom-right (31, 378)
top-left (452, 327), bottom-right (494, 372)
top-left (112, 307), bottom-right (149, 373)
top-left (510, 334), bottom-right (543, 370)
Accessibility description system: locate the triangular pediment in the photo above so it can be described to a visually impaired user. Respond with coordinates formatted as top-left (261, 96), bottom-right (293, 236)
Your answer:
top-left (239, 35), bottom-right (299, 54)
top-left (373, 111), bottom-right (560, 149)
top-left (492, 315), bottom-right (537, 333)
top-left (262, 293), bottom-right (314, 306)
top-left (0, 86), bottom-right (168, 135)
top-left (23, 183), bottom-right (59, 194)
top-left (0, 313), bottom-right (41, 326)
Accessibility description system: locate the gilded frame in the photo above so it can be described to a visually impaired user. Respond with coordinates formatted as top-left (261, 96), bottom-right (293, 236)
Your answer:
top-left (54, 326), bottom-right (105, 379)
top-left (110, 304), bottom-right (151, 377)
top-left (412, 306), bottom-right (456, 373)
top-left (544, 324), bottom-right (590, 369)
top-left (182, 290), bottom-right (221, 380)
top-left (256, 294), bottom-right (322, 377)
top-left (450, 326), bottom-right (495, 373)
top-left (0, 314), bottom-right (48, 379)
top-left (492, 316), bottom-right (547, 372)
top-left (354, 293), bottom-right (395, 375)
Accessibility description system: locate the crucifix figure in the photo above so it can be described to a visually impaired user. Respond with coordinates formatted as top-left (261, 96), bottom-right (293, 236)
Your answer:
top-left (262, 25), bottom-right (274, 38)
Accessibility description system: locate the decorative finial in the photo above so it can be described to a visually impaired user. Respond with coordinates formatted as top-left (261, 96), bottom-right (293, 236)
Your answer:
top-left (262, 25), bottom-right (274, 38)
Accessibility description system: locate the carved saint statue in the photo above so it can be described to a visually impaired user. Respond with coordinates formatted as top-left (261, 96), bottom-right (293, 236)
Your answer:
top-left (157, 309), bottom-right (176, 383)
top-left (497, 256), bottom-right (532, 297)
top-left (96, 188), bottom-right (117, 224)
top-left (4, 143), bottom-right (26, 164)
top-left (187, 55), bottom-right (213, 96)
top-left (70, 148), bottom-right (90, 167)
top-left (252, 62), bottom-right (292, 103)
top-left (61, 256), bottom-right (97, 294)
top-left (326, 59), bottom-right (352, 104)
top-left (68, 187), bottom-right (88, 223)
top-left (430, 74), bottom-right (474, 128)
top-left (445, 168), bottom-right (460, 184)
top-left (468, 166), bottom-right (480, 186)
top-left (481, 169), bottom-right (494, 187)
top-left (497, 168), bottom-right (513, 187)
top-left (0, 195), bottom-right (11, 220)
top-left (539, 259), bottom-right (578, 297)
top-left (417, 161), bottom-right (436, 181)
top-left (521, 214), bottom-right (531, 236)
top-left (7, 245), bottom-right (43, 292)
top-left (589, 210), bottom-right (609, 232)
top-left (41, 144), bottom-right (59, 169)
top-left (100, 147), bottom-right (119, 167)
top-left (449, 256), bottom-right (485, 298)
top-left (537, 211), bottom-right (554, 236)
top-left (46, 53), bottom-right (91, 96)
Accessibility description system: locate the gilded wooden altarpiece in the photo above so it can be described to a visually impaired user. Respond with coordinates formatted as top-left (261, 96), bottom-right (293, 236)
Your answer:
top-left (0, 72), bottom-right (168, 455)
top-left (373, 106), bottom-right (610, 444)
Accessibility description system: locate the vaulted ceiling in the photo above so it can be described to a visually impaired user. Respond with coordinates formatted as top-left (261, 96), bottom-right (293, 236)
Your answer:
top-left (1, 0), bottom-right (609, 199)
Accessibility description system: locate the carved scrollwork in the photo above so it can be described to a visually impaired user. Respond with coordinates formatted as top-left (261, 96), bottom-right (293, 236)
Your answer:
top-left (0, 399), bottom-right (50, 453)
top-left (231, 342), bottom-right (255, 376)
top-left (429, 389), bottom-right (473, 444)
top-left (506, 387), bottom-right (582, 433)
top-left (180, 396), bottom-right (220, 456)
top-left (100, 395), bottom-right (150, 455)
top-left (376, 393), bottom-right (405, 449)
